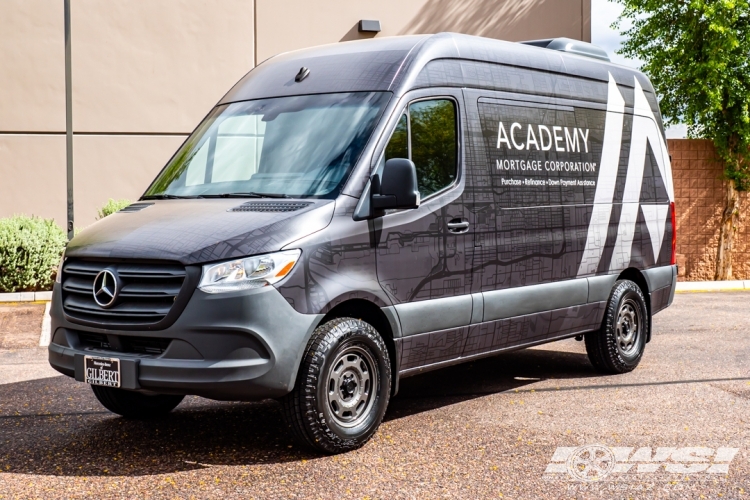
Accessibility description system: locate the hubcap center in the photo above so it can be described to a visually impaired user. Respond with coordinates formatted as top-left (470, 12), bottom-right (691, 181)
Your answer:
top-left (326, 345), bottom-right (378, 427)
top-left (616, 300), bottom-right (640, 355)
top-left (340, 374), bottom-right (358, 399)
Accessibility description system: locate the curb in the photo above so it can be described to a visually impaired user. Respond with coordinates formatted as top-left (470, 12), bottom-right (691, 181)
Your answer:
top-left (0, 291), bottom-right (53, 303)
top-left (675, 280), bottom-right (750, 292)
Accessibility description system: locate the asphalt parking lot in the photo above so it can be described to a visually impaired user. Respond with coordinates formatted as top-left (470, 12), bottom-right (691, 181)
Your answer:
top-left (0, 292), bottom-right (748, 499)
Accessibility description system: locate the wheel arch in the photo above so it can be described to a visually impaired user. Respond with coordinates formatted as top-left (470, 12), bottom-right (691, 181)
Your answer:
top-left (321, 298), bottom-right (401, 396)
top-left (616, 267), bottom-right (652, 342)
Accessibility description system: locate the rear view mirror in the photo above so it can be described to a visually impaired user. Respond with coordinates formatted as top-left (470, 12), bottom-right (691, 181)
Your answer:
top-left (371, 158), bottom-right (420, 211)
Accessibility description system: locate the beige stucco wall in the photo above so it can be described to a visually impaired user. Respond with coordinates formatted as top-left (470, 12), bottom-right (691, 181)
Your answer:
top-left (0, 0), bottom-right (590, 228)
top-left (71, 0), bottom-right (254, 134)
top-left (257, 0), bottom-right (591, 62)
top-left (72, 135), bottom-right (187, 225)
top-left (0, 135), bottom-right (66, 222)
top-left (0, 0), bottom-right (65, 132)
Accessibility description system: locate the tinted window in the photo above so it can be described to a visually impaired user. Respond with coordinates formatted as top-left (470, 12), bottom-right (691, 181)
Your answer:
top-left (384, 113), bottom-right (408, 160)
top-left (384, 99), bottom-right (457, 198)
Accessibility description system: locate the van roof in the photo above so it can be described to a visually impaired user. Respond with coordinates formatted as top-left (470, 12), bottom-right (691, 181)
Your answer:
top-left (220, 32), bottom-right (654, 106)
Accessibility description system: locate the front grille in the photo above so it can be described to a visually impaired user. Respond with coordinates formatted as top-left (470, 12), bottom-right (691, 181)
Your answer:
top-left (121, 336), bottom-right (172, 355)
top-left (76, 331), bottom-right (171, 356)
top-left (78, 332), bottom-right (111, 350)
top-left (61, 259), bottom-right (187, 327)
top-left (229, 201), bottom-right (312, 213)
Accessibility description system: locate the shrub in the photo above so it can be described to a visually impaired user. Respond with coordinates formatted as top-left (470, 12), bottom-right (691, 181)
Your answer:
top-left (0, 215), bottom-right (67, 293)
top-left (97, 198), bottom-right (132, 219)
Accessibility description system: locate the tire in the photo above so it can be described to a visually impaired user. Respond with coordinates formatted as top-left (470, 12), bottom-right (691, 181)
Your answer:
top-left (91, 385), bottom-right (184, 419)
top-left (585, 279), bottom-right (649, 374)
top-left (281, 317), bottom-right (392, 454)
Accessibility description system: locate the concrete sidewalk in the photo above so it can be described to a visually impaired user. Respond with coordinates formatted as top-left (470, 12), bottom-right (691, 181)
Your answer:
top-left (0, 347), bottom-right (60, 385)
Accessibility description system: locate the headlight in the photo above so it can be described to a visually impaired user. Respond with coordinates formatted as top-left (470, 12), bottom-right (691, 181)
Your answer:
top-left (198, 249), bottom-right (301, 294)
top-left (54, 250), bottom-right (66, 283)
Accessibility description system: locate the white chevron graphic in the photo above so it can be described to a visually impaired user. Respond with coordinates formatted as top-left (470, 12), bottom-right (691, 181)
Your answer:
top-left (578, 75), bottom-right (673, 276)
top-left (641, 204), bottom-right (670, 261)
top-left (576, 73), bottom-right (625, 277)
top-left (609, 77), bottom-right (671, 272)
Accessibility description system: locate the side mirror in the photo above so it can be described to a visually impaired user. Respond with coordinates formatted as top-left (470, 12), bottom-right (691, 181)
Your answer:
top-left (371, 158), bottom-right (420, 211)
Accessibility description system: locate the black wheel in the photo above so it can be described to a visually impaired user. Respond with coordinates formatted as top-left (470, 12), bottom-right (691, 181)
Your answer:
top-left (281, 317), bottom-right (391, 454)
top-left (91, 385), bottom-right (184, 419)
top-left (585, 280), bottom-right (649, 374)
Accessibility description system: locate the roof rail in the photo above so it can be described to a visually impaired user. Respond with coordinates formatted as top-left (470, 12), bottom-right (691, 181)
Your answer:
top-left (519, 37), bottom-right (610, 62)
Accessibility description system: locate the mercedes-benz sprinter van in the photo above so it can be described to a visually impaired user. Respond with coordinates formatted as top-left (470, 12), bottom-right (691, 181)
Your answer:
top-left (49, 33), bottom-right (677, 453)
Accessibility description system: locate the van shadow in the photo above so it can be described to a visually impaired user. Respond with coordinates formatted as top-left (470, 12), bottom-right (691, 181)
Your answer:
top-left (387, 347), bottom-right (596, 420)
top-left (0, 348), bottom-right (594, 477)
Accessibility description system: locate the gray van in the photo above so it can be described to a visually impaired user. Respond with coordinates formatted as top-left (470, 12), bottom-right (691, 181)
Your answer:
top-left (48, 33), bottom-right (677, 453)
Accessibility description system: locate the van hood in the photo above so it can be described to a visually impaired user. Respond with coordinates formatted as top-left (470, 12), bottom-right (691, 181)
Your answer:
top-left (65, 199), bottom-right (336, 265)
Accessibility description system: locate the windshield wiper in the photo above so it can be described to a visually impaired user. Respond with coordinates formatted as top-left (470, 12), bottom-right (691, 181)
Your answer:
top-left (141, 194), bottom-right (204, 200)
top-left (202, 192), bottom-right (291, 199)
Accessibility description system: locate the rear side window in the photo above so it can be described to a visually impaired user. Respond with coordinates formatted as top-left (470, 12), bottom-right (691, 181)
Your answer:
top-left (385, 99), bottom-right (457, 198)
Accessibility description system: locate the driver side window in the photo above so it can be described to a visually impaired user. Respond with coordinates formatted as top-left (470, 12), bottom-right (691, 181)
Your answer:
top-left (384, 99), bottom-right (457, 199)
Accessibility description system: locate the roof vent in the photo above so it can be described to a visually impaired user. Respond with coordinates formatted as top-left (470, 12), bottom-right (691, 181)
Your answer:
top-left (520, 37), bottom-right (610, 62)
top-left (229, 201), bottom-right (313, 213)
top-left (118, 202), bottom-right (154, 213)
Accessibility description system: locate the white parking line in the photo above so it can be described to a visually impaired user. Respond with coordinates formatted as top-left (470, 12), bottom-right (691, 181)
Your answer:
top-left (39, 302), bottom-right (52, 347)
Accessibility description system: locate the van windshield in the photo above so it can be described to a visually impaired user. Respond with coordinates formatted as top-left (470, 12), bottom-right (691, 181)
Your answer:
top-left (143, 92), bottom-right (390, 199)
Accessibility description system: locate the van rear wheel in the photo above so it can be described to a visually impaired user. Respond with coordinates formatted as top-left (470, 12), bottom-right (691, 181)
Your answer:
top-left (91, 385), bottom-right (184, 419)
top-left (281, 317), bottom-right (391, 454)
top-left (585, 280), bottom-right (648, 374)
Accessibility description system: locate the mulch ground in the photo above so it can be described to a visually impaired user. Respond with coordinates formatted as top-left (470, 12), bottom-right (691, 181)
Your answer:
top-left (0, 303), bottom-right (44, 349)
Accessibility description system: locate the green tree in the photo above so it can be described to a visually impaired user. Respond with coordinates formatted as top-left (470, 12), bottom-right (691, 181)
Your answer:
top-left (616, 0), bottom-right (750, 280)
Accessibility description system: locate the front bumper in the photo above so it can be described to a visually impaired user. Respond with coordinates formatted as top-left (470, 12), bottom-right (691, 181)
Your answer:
top-left (48, 283), bottom-right (323, 401)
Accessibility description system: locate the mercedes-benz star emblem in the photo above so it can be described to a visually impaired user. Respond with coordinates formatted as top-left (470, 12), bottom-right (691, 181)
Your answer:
top-left (93, 269), bottom-right (119, 308)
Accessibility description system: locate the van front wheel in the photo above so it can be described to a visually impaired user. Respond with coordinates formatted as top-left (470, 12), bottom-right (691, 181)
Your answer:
top-left (281, 318), bottom-right (391, 454)
top-left (585, 280), bottom-right (648, 374)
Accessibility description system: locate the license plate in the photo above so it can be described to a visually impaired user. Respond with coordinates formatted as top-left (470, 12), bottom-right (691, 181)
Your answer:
top-left (84, 356), bottom-right (121, 388)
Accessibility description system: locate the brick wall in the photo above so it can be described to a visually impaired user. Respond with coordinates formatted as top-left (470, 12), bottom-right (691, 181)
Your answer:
top-left (669, 139), bottom-right (750, 280)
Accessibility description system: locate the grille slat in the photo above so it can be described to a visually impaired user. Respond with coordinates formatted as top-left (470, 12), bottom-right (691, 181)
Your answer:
top-left (61, 276), bottom-right (95, 295)
top-left (64, 295), bottom-right (172, 316)
top-left (62, 263), bottom-right (100, 276)
top-left (62, 259), bottom-right (187, 327)
top-left (120, 282), bottom-right (182, 297)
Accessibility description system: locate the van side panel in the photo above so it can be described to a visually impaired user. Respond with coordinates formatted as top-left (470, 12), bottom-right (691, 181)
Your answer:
top-left (461, 303), bottom-right (605, 359)
top-left (455, 64), bottom-right (674, 356)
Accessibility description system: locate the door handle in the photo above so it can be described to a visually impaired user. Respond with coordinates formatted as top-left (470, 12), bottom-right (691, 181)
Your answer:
top-left (447, 219), bottom-right (470, 233)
